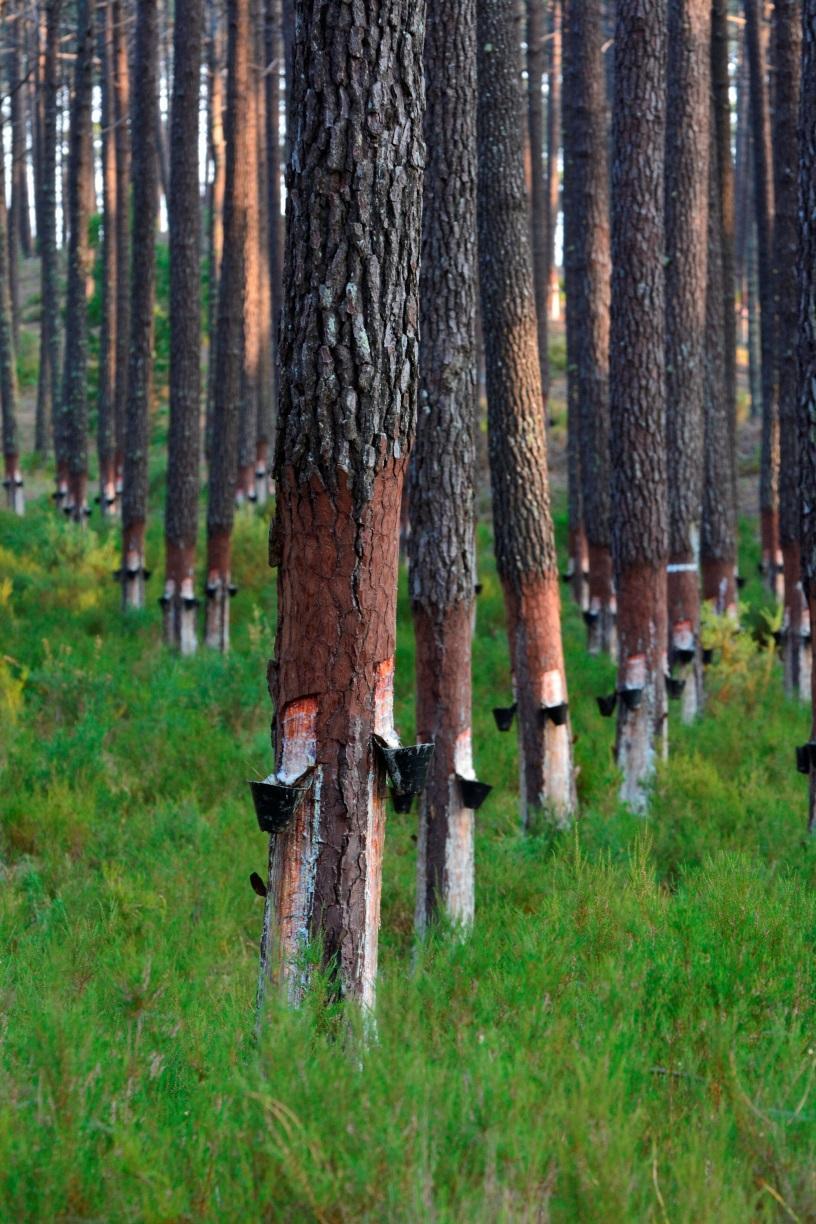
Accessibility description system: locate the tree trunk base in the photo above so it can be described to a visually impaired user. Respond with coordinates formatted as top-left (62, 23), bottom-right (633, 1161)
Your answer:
top-left (3, 455), bottom-right (24, 516)
top-left (122, 522), bottom-right (147, 609)
top-left (587, 543), bottom-right (616, 657)
top-left (701, 557), bottom-right (738, 617)
top-left (615, 564), bottom-right (668, 813)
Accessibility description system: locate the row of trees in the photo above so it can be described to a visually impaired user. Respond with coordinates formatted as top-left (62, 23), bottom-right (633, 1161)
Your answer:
top-left (2, 0), bottom-right (816, 1008)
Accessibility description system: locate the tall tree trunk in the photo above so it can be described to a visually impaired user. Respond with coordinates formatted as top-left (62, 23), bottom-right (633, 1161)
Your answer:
top-left (235, 0), bottom-right (261, 509)
top-left (163, 0), bottom-right (203, 652)
top-left (112, 0), bottom-right (131, 500)
top-left (798, 0), bottom-right (816, 831)
top-left (527, 0), bottom-right (548, 420)
top-left (545, 0), bottom-right (561, 325)
top-left (702, 88), bottom-right (738, 618)
top-left (744, 0), bottom-right (781, 594)
top-left (477, 0), bottom-right (576, 828)
top-left (0, 87), bottom-right (23, 515)
top-left (121, 0), bottom-right (158, 607)
top-left (58, 0), bottom-right (94, 523)
top-left (35, 0), bottom-right (62, 461)
top-left (204, 1), bottom-right (225, 463)
top-left (562, 0), bottom-right (613, 655)
top-left (610, 0), bottom-right (669, 811)
top-left (773, 0), bottom-right (805, 695)
top-left (265, 0), bottom-right (282, 364)
top-left (9, 0), bottom-right (33, 261)
top-left (96, 0), bottom-right (118, 517)
top-left (254, 0), bottom-right (273, 503)
top-left (665, 0), bottom-right (709, 724)
top-left (205, 0), bottom-right (249, 652)
top-left (257, 0), bottom-right (425, 1010)
top-left (711, 0), bottom-right (736, 465)
top-left (411, 0), bottom-right (478, 934)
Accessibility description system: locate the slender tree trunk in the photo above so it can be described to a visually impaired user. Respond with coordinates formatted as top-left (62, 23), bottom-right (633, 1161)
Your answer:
top-left (0, 92), bottom-right (23, 515)
top-left (121, 0), bottom-right (159, 607)
top-left (112, 0), bottom-right (131, 500)
top-left (527, 0), bottom-right (548, 420)
top-left (411, 0), bottom-right (478, 934)
top-left (96, 0), bottom-right (118, 517)
top-left (773, 0), bottom-right (805, 695)
top-left (257, 0), bottom-right (425, 1010)
top-left (610, 0), bottom-right (669, 811)
top-left (205, 0), bottom-right (249, 652)
top-left (204, 2), bottom-right (225, 463)
top-left (265, 0), bottom-right (282, 340)
top-left (711, 0), bottom-right (736, 466)
top-left (37, 0), bottom-right (62, 468)
top-left (744, 0), bottom-right (781, 594)
top-left (58, 0), bottom-right (94, 523)
top-left (163, 0), bottom-right (203, 652)
top-left (798, 0), bottom-right (816, 831)
top-left (562, 0), bottom-right (614, 655)
top-left (254, 0), bottom-right (273, 504)
top-left (9, 1), bottom-right (32, 261)
top-left (545, 0), bottom-right (561, 325)
top-left (477, 0), bottom-right (576, 828)
top-left (747, 207), bottom-right (762, 419)
top-left (235, 0), bottom-right (261, 509)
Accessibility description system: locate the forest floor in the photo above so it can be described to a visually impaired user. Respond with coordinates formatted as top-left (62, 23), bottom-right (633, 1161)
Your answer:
top-left (3, 264), bottom-right (814, 1220)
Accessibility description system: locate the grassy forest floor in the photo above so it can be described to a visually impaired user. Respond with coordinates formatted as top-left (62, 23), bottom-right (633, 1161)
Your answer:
top-left (3, 264), bottom-right (816, 1220)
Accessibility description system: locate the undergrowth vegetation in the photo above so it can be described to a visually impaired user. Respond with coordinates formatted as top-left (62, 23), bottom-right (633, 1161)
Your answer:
top-left (2, 487), bottom-right (816, 1220)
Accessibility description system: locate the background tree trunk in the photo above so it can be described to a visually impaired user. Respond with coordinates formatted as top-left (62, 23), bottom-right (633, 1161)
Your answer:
top-left (204, 1), bottom-right (225, 464)
top-left (477, 0), bottom-right (576, 829)
top-left (112, 0), bottom-right (131, 501)
top-left (96, 0), bottom-right (118, 517)
top-left (711, 0), bottom-right (736, 453)
top-left (235, 0), bottom-right (261, 508)
top-left (257, 0), bottom-right (425, 1010)
top-left (545, 0), bottom-right (561, 326)
top-left (411, 0), bottom-right (478, 934)
top-left (562, 0), bottom-right (613, 655)
top-left (163, 0), bottom-right (203, 653)
top-left (0, 91), bottom-right (23, 515)
top-left (121, 0), bottom-right (159, 607)
top-left (253, 0), bottom-right (273, 504)
top-left (526, 0), bottom-right (548, 421)
top-left (610, 0), bottom-right (669, 811)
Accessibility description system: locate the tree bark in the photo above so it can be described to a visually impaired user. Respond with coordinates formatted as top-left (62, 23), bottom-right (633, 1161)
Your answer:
top-left (8, 0), bottom-right (32, 262)
top-left (527, 0), bottom-right (548, 421)
top-left (254, 0), bottom-right (273, 504)
top-left (477, 0), bottom-right (576, 828)
top-left (744, 0), bottom-right (781, 594)
top-left (711, 0), bottom-right (736, 463)
top-left (204, 0), bottom-right (225, 463)
top-left (257, 0), bottom-right (425, 1010)
top-left (773, 0), bottom-right (806, 696)
top-left (112, 0), bottom-right (131, 499)
top-left (545, 0), bottom-right (561, 326)
top-left (610, 0), bottom-right (669, 811)
top-left (121, 0), bottom-right (159, 607)
top-left (410, 0), bottom-right (477, 933)
top-left (163, 0), bottom-right (203, 653)
top-left (235, 0), bottom-right (261, 508)
top-left (665, 0), bottom-right (709, 723)
top-left (35, 0), bottom-right (62, 463)
top-left (798, 0), bottom-right (816, 831)
top-left (96, 0), bottom-right (118, 517)
top-left (562, 0), bottom-right (614, 655)
top-left (58, 0), bottom-right (94, 523)
top-left (205, 0), bottom-right (250, 652)
top-left (0, 90), bottom-right (23, 515)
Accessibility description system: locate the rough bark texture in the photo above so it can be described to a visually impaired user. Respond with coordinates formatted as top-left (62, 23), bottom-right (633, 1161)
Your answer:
top-left (204, 2), bottom-right (225, 461)
top-left (236, 0), bottom-right (262, 507)
top-left (409, 0), bottom-right (477, 933)
top-left (96, 0), bottom-right (118, 515)
top-left (58, 0), bottom-right (94, 523)
top-left (112, 0), bottom-right (131, 492)
top-left (773, 0), bottom-right (805, 694)
top-left (477, 0), bottom-right (575, 827)
top-left (0, 114), bottom-right (22, 515)
top-left (121, 0), bottom-right (159, 607)
top-left (562, 0), bottom-right (614, 654)
top-left (665, 0), bottom-right (709, 721)
top-left (545, 0), bottom-right (561, 327)
top-left (744, 0), bottom-right (781, 591)
top-left (610, 0), bottom-right (669, 810)
top-left (205, 0), bottom-right (250, 651)
top-left (254, 0), bottom-right (274, 503)
top-left (799, 0), bottom-right (816, 829)
top-left (711, 0), bottom-right (737, 469)
top-left (164, 0), bottom-right (203, 653)
top-left (702, 94), bottom-right (738, 617)
top-left (258, 0), bottom-right (425, 1010)
top-left (527, 0), bottom-right (548, 418)
top-left (35, 0), bottom-right (63, 458)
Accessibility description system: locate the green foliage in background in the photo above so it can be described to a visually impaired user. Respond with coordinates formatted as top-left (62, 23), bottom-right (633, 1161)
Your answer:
top-left (1, 472), bottom-right (815, 1220)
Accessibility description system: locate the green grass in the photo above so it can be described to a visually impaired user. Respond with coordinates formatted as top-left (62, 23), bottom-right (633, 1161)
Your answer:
top-left (2, 473), bottom-right (816, 1221)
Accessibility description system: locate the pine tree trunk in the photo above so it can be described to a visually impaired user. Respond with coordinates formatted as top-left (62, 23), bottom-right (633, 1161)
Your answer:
top-left (96, 0), bottom-right (118, 517)
top-left (235, 0), bottom-right (261, 509)
top-left (35, 0), bottom-right (62, 462)
top-left (163, 0), bottom-right (203, 653)
top-left (477, 0), bottom-right (576, 829)
top-left (0, 101), bottom-right (23, 516)
top-left (264, 0), bottom-right (282, 338)
top-left (773, 0), bottom-right (805, 696)
top-left (205, 0), bottom-right (250, 652)
top-left (257, 0), bottom-right (425, 1010)
top-left (253, 0), bottom-right (273, 505)
top-left (9, 1), bottom-right (32, 263)
top-left (112, 0), bottom-right (131, 500)
top-left (545, 0), bottom-right (561, 326)
top-left (204, 2), bottom-right (225, 464)
top-left (744, 0), bottom-right (781, 595)
top-left (798, 0), bottom-right (816, 831)
top-left (563, 0), bottom-right (614, 656)
top-left (711, 0), bottom-right (737, 467)
top-left (665, 0), bottom-right (709, 723)
top-left (410, 0), bottom-right (477, 934)
top-left (121, 0), bottom-right (159, 608)
top-left (527, 0), bottom-right (548, 420)
top-left (58, 0), bottom-right (94, 524)
top-left (610, 0), bottom-right (669, 811)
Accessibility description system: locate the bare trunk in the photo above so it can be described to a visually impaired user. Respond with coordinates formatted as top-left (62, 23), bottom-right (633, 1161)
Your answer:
top-left (112, 0), bottom-right (131, 498)
top-left (527, 0), bottom-right (548, 419)
top-left (204, 4), bottom-right (225, 463)
top-left (96, 0), bottom-right (118, 517)
top-left (0, 111), bottom-right (22, 516)
top-left (545, 0), bottom-right (561, 326)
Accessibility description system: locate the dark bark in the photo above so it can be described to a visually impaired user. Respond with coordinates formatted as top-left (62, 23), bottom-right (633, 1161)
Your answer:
top-left (0, 105), bottom-right (23, 515)
top-left (58, 0), bottom-right (94, 522)
top-left (8, 0), bottom-right (32, 261)
top-left (265, 0), bottom-right (282, 357)
top-left (527, 0), bottom-right (548, 419)
top-left (744, 0), bottom-right (781, 591)
top-left (711, 0), bottom-right (736, 455)
top-left (562, 0), bottom-right (613, 654)
top-left (610, 0), bottom-right (669, 810)
top-left (204, 0), bottom-right (225, 463)
top-left (112, 0), bottom-right (131, 494)
top-left (35, 0), bottom-right (62, 460)
top-left (477, 0), bottom-right (575, 827)
top-left (205, 0), bottom-right (250, 651)
top-left (410, 0), bottom-right (477, 933)
top-left (799, 0), bottom-right (816, 830)
top-left (96, 0), bottom-right (118, 515)
top-left (235, 0), bottom-right (261, 507)
top-left (665, 0), bottom-right (709, 722)
top-left (121, 0), bottom-right (159, 607)
top-left (545, 0), bottom-right (561, 330)
top-left (163, 0), bottom-right (203, 652)
top-left (254, 0), bottom-right (273, 503)
top-left (257, 0), bottom-right (425, 1009)
top-left (773, 0), bottom-right (805, 695)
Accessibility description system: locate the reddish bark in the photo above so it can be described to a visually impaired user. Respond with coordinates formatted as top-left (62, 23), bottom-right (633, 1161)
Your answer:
top-left (615, 564), bottom-right (668, 807)
top-left (205, 529), bottom-right (233, 651)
